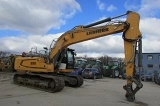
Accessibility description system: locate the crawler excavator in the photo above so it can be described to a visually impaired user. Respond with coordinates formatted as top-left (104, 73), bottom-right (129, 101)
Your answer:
top-left (13, 11), bottom-right (143, 102)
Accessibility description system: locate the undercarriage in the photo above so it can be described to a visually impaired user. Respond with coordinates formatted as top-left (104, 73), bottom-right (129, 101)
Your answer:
top-left (13, 72), bottom-right (83, 93)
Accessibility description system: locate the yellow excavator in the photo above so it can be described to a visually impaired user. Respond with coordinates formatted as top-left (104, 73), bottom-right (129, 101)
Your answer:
top-left (13, 11), bottom-right (143, 102)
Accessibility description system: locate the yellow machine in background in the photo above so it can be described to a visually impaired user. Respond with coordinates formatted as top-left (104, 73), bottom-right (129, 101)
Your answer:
top-left (0, 59), bottom-right (5, 71)
top-left (0, 54), bottom-right (20, 72)
top-left (13, 11), bottom-right (143, 102)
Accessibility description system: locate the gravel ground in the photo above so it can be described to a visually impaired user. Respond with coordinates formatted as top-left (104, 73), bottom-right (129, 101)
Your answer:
top-left (0, 72), bottom-right (160, 106)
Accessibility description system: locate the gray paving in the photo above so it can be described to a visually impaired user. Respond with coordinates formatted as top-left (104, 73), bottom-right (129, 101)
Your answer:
top-left (0, 72), bottom-right (160, 106)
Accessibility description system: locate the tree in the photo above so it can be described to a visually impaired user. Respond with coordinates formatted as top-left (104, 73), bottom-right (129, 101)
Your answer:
top-left (0, 51), bottom-right (10, 58)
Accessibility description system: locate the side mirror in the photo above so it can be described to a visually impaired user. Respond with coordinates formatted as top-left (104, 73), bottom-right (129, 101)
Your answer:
top-left (43, 47), bottom-right (48, 50)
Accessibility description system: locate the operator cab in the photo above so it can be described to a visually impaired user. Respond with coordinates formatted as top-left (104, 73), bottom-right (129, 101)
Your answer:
top-left (57, 48), bottom-right (75, 70)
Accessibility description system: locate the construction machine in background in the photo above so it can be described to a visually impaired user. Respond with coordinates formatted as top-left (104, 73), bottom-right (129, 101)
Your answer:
top-left (103, 59), bottom-right (125, 78)
top-left (13, 11), bottom-right (143, 102)
top-left (86, 59), bottom-right (101, 68)
top-left (86, 59), bottom-right (104, 75)
top-left (0, 59), bottom-right (5, 71)
top-left (75, 58), bottom-right (88, 69)
top-left (0, 54), bottom-right (19, 72)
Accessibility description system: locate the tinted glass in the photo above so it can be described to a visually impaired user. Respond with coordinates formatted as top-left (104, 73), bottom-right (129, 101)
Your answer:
top-left (67, 50), bottom-right (74, 69)
top-left (84, 69), bottom-right (91, 72)
top-left (91, 68), bottom-right (98, 72)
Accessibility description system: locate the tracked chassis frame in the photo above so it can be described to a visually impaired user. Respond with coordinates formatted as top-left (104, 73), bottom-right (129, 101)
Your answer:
top-left (13, 73), bottom-right (83, 93)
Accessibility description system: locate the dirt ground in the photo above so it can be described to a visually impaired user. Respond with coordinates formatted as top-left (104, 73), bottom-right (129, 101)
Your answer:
top-left (0, 72), bottom-right (160, 106)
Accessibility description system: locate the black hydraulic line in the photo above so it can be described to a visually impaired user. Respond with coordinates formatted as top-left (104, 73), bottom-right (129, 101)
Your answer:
top-left (83, 11), bottom-right (132, 28)
top-left (83, 18), bottom-right (111, 28)
top-left (138, 38), bottom-right (142, 82)
top-left (138, 38), bottom-right (142, 67)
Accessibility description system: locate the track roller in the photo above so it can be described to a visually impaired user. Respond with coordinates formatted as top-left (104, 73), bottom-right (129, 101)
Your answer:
top-left (62, 74), bottom-right (84, 87)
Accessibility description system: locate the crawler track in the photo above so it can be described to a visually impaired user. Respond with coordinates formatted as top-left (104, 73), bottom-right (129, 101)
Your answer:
top-left (65, 75), bottom-right (84, 87)
top-left (56, 73), bottom-right (84, 88)
top-left (13, 73), bottom-right (65, 93)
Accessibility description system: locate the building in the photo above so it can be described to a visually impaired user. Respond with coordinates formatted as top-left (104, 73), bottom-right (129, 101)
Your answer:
top-left (136, 53), bottom-right (160, 76)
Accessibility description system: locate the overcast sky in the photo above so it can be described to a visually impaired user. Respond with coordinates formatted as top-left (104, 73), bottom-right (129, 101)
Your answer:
top-left (0, 0), bottom-right (160, 58)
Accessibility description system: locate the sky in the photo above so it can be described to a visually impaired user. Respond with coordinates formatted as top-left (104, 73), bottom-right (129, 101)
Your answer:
top-left (0, 0), bottom-right (160, 58)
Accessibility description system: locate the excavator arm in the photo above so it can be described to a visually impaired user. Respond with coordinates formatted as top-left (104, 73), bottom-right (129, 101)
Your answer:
top-left (50, 11), bottom-right (143, 101)
top-left (50, 11), bottom-right (141, 59)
